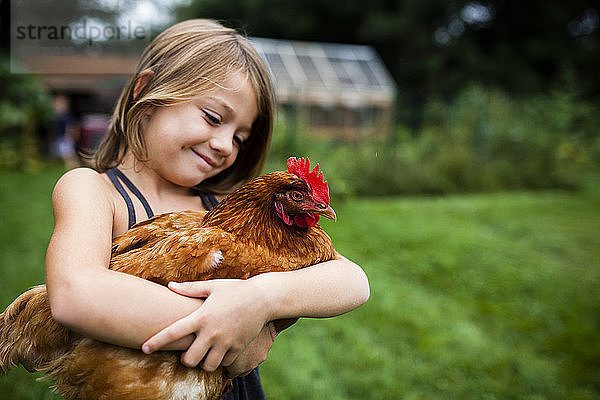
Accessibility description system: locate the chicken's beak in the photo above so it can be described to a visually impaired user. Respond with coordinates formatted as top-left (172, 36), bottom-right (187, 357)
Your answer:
top-left (316, 204), bottom-right (337, 222)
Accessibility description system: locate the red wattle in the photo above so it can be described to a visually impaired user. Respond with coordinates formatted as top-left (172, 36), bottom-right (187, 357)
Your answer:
top-left (294, 213), bottom-right (320, 228)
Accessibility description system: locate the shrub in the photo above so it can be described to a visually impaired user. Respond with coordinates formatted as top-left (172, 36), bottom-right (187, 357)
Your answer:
top-left (0, 57), bottom-right (53, 169)
top-left (267, 85), bottom-right (599, 196)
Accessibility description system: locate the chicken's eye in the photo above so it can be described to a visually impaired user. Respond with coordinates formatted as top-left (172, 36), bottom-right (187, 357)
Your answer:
top-left (289, 191), bottom-right (304, 202)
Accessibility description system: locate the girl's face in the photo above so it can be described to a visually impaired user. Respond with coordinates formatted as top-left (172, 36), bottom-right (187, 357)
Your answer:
top-left (143, 72), bottom-right (258, 188)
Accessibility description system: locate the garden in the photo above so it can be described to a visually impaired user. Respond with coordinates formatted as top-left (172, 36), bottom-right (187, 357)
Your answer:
top-left (1, 1), bottom-right (599, 397)
top-left (1, 80), bottom-right (599, 398)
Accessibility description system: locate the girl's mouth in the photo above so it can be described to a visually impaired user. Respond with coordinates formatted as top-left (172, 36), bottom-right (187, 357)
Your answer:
top-left (191, 148), bottom-right (216, 167)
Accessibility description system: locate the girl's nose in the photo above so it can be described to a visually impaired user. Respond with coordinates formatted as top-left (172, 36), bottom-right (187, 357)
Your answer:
top-left (209, 130), bottom-right (234, 156)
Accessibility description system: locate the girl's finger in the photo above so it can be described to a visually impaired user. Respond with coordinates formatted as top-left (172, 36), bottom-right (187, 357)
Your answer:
top-left (221, 349), bottom-right (239, 367)
top-left (142, 315), bottom-right (197, 353)
top-left (168, 281), bottom-right (212, 298)
top-left (201, 346), bottom-right (228, 372)
top-left (179, 336), bottom-right (211, 368)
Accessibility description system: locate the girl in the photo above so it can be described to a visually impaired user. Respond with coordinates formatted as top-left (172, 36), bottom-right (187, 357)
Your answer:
top-left (45, 19), bottom-right (369, 398)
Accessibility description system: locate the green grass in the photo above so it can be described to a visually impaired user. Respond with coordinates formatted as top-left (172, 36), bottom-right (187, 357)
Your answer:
top-left (261, 190), bottom-right (600, 399)
top-left (1, 166), bottom-right (599, 399)
top-left (0, 165), bottom-right (65, 399)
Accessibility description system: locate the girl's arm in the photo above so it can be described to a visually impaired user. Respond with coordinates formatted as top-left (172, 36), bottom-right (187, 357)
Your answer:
top-left (142, 254), bottom-right (370, 371)
top-left (47, 168), bottom-right (369, 374)
top-left (46, 168), bottom-right (200, 349)
top-left (256, 254), bottom-right (370, 319)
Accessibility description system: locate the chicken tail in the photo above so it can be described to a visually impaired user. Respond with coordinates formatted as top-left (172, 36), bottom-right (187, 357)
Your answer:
top-left (0, 284), bottom-right (76, 373)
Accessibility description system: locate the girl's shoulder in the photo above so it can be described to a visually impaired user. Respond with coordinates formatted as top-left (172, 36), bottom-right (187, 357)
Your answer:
top-left (56, 166), bottom-right (105, 181)
top-left (52, 167), bottom-right (116, 216)
top-left (51, 167), bottom-right (129, 237)
top-left (53, 167), bottom-right (112, 198)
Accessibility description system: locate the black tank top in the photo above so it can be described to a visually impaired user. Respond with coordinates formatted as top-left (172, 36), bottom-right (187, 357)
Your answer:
top-left (106, 167), bottom-right (266, 399)
top-left (106, 167), bottom-right (219, 229)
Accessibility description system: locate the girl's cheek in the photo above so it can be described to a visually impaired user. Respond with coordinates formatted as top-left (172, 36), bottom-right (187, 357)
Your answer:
top-left (230, 149), bottom-right (241, 165)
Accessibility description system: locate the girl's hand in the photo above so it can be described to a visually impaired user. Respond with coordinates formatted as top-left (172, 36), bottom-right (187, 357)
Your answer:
top-left (224, 322), bottom-right (276, 378)
top-left (141, 279), bottom-right (269, 371)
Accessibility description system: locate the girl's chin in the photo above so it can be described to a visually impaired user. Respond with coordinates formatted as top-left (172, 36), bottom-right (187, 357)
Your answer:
top-left (185, 169), bottom-right (220, 187)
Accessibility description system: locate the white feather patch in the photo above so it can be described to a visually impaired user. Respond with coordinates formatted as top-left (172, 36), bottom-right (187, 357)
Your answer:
top-left (171, 372), bottom-right (207, 400)
top-left (210, 251), bottom-right (223, 269)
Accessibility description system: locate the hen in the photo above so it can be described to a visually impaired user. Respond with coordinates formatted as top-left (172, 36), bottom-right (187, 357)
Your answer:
top-left (0, 157), bottom-right (337, 400)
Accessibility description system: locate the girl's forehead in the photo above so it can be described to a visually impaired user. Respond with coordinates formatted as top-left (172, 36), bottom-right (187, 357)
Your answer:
top-left (195, 73), bottom-right (258, 124)
top-left (200, 71), bottom-right (250, 92)
top-left (205, 73), bottom-right (256, 102)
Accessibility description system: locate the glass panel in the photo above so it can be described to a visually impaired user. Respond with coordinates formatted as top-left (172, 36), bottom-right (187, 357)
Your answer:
top-left (358, 60), bottom-right (382, 86)
top-left (264, 52), bottom-right (293, 83)
top-left (297, 55), bottom-right (323, 85)
top-left (329, 57), bottom-right (353, 85)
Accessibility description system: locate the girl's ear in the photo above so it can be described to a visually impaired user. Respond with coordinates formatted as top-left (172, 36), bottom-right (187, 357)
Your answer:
top-left (133, 69), bottom-right (155, 100)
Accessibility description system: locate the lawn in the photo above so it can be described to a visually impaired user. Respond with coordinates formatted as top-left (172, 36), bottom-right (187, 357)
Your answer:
top-left (1, 166), bottom-right (599, 399)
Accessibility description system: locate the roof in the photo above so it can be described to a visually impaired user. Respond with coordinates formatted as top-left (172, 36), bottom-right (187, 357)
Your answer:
top-left (19, 54), bottom-right (138, 92)
top-left (250, 38), bottom-right (396, 107)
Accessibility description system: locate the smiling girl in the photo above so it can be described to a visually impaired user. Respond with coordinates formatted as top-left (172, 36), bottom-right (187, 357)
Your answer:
top-left (45, 19), bottom-right (369, 399)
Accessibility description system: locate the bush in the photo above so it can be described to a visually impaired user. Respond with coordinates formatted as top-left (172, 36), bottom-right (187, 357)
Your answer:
top-left (0, 57), bottom-right (53, 169)
top-left (267, 85), bottom-right (600, 196)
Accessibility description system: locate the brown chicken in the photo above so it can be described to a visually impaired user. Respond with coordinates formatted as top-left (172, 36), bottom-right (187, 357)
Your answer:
top-left (0, 157), bottom-right (337, 400)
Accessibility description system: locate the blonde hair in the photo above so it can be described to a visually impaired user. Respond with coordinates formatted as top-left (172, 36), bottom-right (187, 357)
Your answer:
top-left (94, 19), bottom-right (276, 193)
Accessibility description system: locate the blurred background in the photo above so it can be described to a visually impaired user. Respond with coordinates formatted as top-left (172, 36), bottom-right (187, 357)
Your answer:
top-left (1, 0), bottom-right (599, 399)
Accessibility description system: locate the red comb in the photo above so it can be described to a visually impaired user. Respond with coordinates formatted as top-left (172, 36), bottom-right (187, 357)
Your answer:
top-left (287, 157), bottom-right (330, 205)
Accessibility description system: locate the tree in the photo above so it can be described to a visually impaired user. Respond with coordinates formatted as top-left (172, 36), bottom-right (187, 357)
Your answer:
top-left (176, 0), bottom-right (599, 101)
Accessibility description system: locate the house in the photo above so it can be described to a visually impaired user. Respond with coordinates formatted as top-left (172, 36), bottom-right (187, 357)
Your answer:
top-left (250, 38), bottom-right (397, 140)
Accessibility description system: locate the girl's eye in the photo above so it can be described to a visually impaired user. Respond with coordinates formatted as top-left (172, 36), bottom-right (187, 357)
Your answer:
top-left (203, 110), bottom-right (221, 125)
top-left (290, 191), bottom-right (304, 201)
top-left (233, 135), bottom-right (245, 147)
